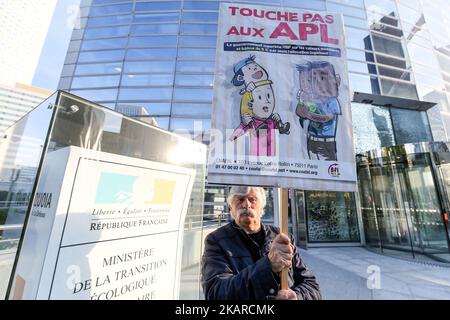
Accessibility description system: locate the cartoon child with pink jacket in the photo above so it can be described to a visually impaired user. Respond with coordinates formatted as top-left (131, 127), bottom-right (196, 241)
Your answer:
top-left (230, 78), bottom-right (290, 157)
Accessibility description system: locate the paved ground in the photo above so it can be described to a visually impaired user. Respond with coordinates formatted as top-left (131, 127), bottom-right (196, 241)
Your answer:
top-left (0, 250), bottom-right (14, 299)
top-left (2, 245), bottom-right (450, 300)
top-left (300, 247), bottom-right (450, 300)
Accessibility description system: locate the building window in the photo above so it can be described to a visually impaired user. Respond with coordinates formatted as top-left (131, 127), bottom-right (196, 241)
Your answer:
top-left (75, 62), bottom-right (123, 75)
top-left (352, 103), bottom-right (395, 154)
top-left (379, 78), bottom-right (418, 99)
top-left (305, 191), bottom-right (360, 242)
top-left (390, 107), bottom-right (432, 144)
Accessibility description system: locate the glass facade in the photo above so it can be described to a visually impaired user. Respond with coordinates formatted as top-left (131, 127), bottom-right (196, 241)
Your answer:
top-left (357, 143), bottom-right (450, 263)
top-left (60, 0), bottom-right (450, 144)
top-left (304, 191), bottom-right (360, 242)
top-left (0, 94), bottom-right (58, 299)
top-left (56, 0), bottom-right (450, 263)
top-left (0, 91), bottom-right (207, 299)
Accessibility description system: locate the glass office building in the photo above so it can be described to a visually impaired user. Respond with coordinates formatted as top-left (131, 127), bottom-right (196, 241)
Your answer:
top-left (57, 0), bottom-right (450, 262)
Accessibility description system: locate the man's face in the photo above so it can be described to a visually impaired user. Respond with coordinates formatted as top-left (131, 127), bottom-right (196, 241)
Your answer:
top-left (250, 85), bottom-right (275, 120)
top-left (230, 191), bottom-right (263, 234)
top-left (299, 69), bottom-right (313, 93)
top-left (241, 62), bottom-right (268, 84)
top-left (312, 65), bottom-right (339, 98)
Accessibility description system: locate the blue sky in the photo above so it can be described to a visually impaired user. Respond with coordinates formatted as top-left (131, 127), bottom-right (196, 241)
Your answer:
top-left (32, 0), bottom-right (81, 91)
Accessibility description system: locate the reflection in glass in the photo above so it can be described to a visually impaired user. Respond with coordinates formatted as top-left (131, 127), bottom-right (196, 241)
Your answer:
top-left (172, 103), bottom-right (211, 117)
top-left (358, 150), bottom-right (450, 262)
top-left (203, 186), bottom-right (227, 225)
top-left (178, 48), bottom-right (216, 60)
top-left (78, 50), bottom-right (125, 63)
top-left (0, 90), bottom-right (206, 300)
top-left (87, 14), bottom-right (132, 27)
top-left (349, 73), bottom-right (380, 94)
top-left (357, 162), bottom-right (381, 251)
top-left (126, 48), bottom-right (177, 60)
top-left (118, 88), bottom-right (173, 101)
top-left (0, 93), bottom-right (57, 299)
top-left (179, 36), bottom-right (216, 47)
top-left (372, 33), bottom-right (405, 58)
top-left (183, 1), bottom-right (219, 10)
top-left (75, 62), bottom-right (123, 75)
top-left (407, 42), bottom-right (440, 71)
top-left (152, 117), bottom-right (170, 130)
top-left (181, 23), bottom-right (217, 35)
top-left (133, 12), bottom-right (180, 23)
top-left (121, 74), bottom-right (174, 86)
top-left (92, 0), bottom-right (132, 6)
top-left (182, 12), bottom-right (218, 22)
top-left (89, 3), bottom-right (133, 16)
top-left (130, 24), bottom-right (179, 35)
top-left (376, 54), bottom-right (409, 70)
top-left (345, 27), bottom-right (370, 50)
top-left (352, 103), bottom-right (395, 154)
top-left (369, 164), bottom-right (415, 259)
top-left (175, 74), bottom-right (214, 87)
top-left (282, 0), bottom-right (326, 10)
top-left (128, 36), bottom-right (178, 47)
top-left (176, 61), bottom-right (214, 73)
top-left (344, 16), bottom-right (369, 29)
top-left (407, 155), bottom-right (449, 260)
top-left (70, 88), bottom-right (118, 102)
top-left (81, 38), bottom-right (128, 51)
top-left (293, 190), bottom-right (307, 248)
top-left (348, 60), bottom-right (376, 74)
top-left (84, 26), bottom-right (130, 39)
top-left (72, 75), bottom-right (121, 89)
top-left (49, 93), bottom-right (206, 298)
top-left (377, 65), bottom-right (411, 81)
top-left (365, 0), bottom-right (399, 17)
top-left (173, 88), bottom-right (213, 102)
top-left (326, 2), bottom-right (366, 18)
top-left (115, 102), bottom-right (171, 116)
top-left (348, 48), bottom-right (374, 62)
top-left (390, 108), bottom-right (432, 144)
top-left (397, 4), bottom-right (424, 28)
top-left (380, 78), bottom-right (418, 99)
top-left (124, 61), bottom-right (175, 74)
top-left (170, 118), bottom-right (211, 133)
top-left (135, 1), bottom-right (181, 11)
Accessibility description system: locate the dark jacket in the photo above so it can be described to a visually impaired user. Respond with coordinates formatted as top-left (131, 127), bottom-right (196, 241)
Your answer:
top-left (201, 221), bottom-right (321, 300)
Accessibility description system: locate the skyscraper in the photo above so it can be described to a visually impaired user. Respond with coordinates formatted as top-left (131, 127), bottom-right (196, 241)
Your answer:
top-left (0, 83), bottom-right (52, 133)
top-left (0, 0), bottom-right (57, 85)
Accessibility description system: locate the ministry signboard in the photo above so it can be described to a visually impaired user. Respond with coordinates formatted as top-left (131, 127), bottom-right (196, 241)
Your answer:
top-left (10, 146), bottom-right (196, 300)
top-left (208, 3), bottom-right (356, 191)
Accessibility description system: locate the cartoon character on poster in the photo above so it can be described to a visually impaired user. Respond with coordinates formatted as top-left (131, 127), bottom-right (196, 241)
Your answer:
top-left (295, 61), bottom-right (341, 161)
top-left (229, 55), bottom-right (290, 156)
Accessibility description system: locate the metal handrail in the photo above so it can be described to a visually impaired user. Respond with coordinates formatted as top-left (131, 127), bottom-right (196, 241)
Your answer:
top-left (0, 224), bottom-right (23, 231)
top-left (0, 238), bottom-right (19, 244)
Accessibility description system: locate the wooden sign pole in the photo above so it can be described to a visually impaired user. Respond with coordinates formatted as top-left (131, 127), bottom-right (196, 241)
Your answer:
top-left (279, 187), bottom-right (289, 290)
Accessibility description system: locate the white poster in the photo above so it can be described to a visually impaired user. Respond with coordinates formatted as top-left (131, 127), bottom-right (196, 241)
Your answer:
top-left (10, 146), bottom-right (196, 300)
top-left (208, 3), bottom-right (356, 191)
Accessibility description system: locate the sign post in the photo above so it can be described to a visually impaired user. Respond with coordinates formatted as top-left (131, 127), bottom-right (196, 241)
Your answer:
top-left (279, 188), bottom-right (289, 290)
top-left (208, 2), bottom-right (356, 192)
top-left (207, 2), bottom-right (358, 295)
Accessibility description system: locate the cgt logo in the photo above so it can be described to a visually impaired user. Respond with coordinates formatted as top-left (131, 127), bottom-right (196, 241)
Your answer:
top-left (328, 163), bottom-right (340, 177)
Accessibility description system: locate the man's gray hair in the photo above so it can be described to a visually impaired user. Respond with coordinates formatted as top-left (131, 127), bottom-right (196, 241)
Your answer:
top-left (227, 186), bottom-right (267, 209)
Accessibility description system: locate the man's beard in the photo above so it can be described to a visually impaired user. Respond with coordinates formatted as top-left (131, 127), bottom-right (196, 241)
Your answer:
top-left (237, 208), bottom-right (258, 218)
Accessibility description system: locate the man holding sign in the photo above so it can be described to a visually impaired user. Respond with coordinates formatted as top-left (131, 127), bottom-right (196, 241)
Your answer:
top-left (201, 186), bottom-right (321, 300)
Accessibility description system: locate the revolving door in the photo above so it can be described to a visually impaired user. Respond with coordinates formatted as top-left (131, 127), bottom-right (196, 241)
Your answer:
top-left (357, 142), bottom-right (450, 263)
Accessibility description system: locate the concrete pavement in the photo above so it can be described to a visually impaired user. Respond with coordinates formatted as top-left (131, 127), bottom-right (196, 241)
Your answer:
top-left (299, 247), bottom-right (450, 300)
